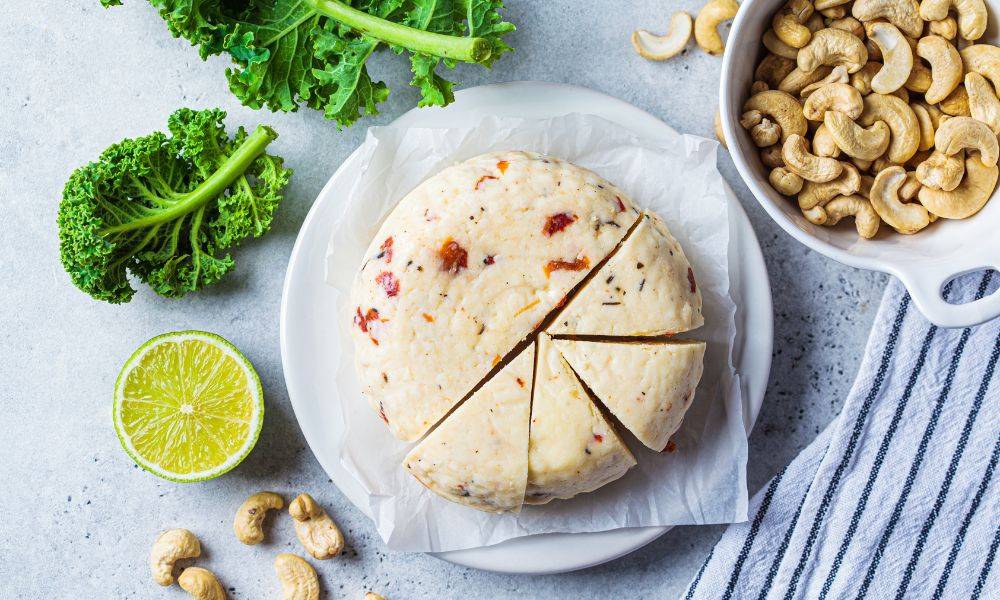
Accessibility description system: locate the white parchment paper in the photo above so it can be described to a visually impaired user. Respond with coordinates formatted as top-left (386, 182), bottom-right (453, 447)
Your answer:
top-left (325, 114), bottom-right (747, 552)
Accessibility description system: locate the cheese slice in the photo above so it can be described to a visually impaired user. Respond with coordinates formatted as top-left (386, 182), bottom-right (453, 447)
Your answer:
top-left (350, 151), bottom-right (640, 441)
top-left (548, 212), bottom-right (703, 336)
top-left (403, 343), bottom-right (534, 513)
top-left (526, 334), bottom-right (636, 505)
top-left (555, 339), bottom-right (705, 451)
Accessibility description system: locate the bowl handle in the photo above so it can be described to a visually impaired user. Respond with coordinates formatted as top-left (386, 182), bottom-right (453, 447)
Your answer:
top-left (896, 256), bottom-right (1000, 328)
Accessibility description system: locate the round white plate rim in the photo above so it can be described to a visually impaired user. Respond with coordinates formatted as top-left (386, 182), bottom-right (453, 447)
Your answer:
top-left (279, 81), bottom-right (774, 575)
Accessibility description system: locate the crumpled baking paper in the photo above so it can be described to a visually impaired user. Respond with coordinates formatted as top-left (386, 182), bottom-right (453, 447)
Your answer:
top-left (325, 114), bottom-right (747, 552)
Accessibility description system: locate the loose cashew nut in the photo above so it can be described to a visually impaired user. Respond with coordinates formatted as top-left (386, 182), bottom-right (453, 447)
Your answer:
top-left (783, 134), bottom-right (846, 181)
top-left (824, 111), bottom-right (892, 159)
top-left (773, 1), bottom-right (814, 49)
top-left (770, 167), bottom-right (806, 194)
top-left (851, 61), bottom-right (884, 94)
top-left (753, 118), bottom-right (783, 146)
top-left (150, 529), bottom-right (201, 586)
top-left (761, 145), bottom-right (785, 167)
top-left (715, 109), bottom-right (729, 148)
top-left (960, 44), bottom-right (1000, 91)
top-left (695, 0), bottom-right (740, 55)
top-left (866, 22), bottom-right (915, 94)
top-left (632, 12), bottom-right (693, 60)
top-left (919, 0), bottom-right (988, 41)
top-left (744, 90), bottom-right (810, 140)
top-left (178, 568), bottom-right (227, 600)
top-left (798, 28), bottom-right (870, 73)
top-left (859, 93), bottom-right (921, 163)
top-left (917, 35), bottom-right (964, 103)
top-left (814, 122), bottom-right (844, 156)
top-left (935, 116), bottom-right (1000, 165)
top-left (234, 491), bottom-right (284, 545)
top-left (853, 0), bottom-right (924, 38)
top-left (821, 6), bottom-right (849, 18)
top-left (289, 493), bottom-right (344, 560)
top-left (870, 166), bottom-right (931, 232)
top-left (929, 17), bottom-right (959, 40)
top-left (365, 594), bottom-right (388, 600)
top-left (966, 72), bottom-right (1000, 133)
top-left (757, 54), bottom-right (798, 87)
top-left (816, 0), bottom-right (852, 10)
top-left (801, 65), bottom-right (851, 96)
top-left (828, 16), bottom-right (866, 39)
top-left (918, 152), bottom-right (1000, 216)
top-left (752, 80), bottom-right (771, 94)
top-left (803, 82), bottom-right (864, 120)
top-left (940, 85), bottom-right (972, 115)
top-left (900, 171), bottom-right (924, 199)
top-left (798, 162), bottom-right (863, 207)
top-left (905, 62), bottom-right (933, 93)
top-left (780, 66), bottom-right (835, 95)
top-left (824, 194), bottom-right (883, 237)
top-left (911, 102), bottom-right (937, 150)
top-left (765, 28), bottom-right (805, 58)
top-left (274, 554), bottom-right (320, 600)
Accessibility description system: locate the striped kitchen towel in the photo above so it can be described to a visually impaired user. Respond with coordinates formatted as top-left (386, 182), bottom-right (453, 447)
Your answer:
top-left (684, 271), bottom-right (999, 600)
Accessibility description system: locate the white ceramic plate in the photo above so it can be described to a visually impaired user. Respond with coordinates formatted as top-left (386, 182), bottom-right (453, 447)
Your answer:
top-left (280, 82), bottom-right (773, 574)
top-left (719, 0), bottom-right (1000, 328)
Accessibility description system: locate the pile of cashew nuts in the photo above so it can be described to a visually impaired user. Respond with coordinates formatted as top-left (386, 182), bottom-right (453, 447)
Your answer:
top-left (149, 492), bottom-right (386, 600)
top-left (744, 0), bottom-right (1000, 237)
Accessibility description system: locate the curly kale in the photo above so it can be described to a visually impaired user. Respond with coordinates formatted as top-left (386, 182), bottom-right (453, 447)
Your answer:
top-left (102, 0), bottom-right (515, 126)
top-left (58, 108), bottom-right (292, 303)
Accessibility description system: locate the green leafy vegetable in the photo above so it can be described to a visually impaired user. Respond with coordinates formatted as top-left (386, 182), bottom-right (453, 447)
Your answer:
top-left (102, 0), bottom-right (515, 126)
top-left (58, 108), bottom-right (292, 304)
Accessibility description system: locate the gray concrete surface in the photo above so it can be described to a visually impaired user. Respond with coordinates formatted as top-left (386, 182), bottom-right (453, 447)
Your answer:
top-left (0, 1), bottom-right (887, 597)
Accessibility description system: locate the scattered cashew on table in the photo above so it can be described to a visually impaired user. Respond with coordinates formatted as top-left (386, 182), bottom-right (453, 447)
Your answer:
top-left (738, 0), bottom-right (1000, 237)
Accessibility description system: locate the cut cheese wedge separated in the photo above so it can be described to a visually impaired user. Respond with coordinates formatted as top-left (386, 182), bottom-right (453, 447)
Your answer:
top-left (548, 212), bottom-right (703, 336)
top-left (555, 339), bottom-right (705, 451)
top-left (526, 334), bottom-right (636, 505)
top-left (403, 343), bottom-right (535, 513)
top-left (351, 151), bottom-right (640, 441)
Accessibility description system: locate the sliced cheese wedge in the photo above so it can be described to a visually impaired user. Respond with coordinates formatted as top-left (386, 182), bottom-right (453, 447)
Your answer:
top-left (555, 339), bottom-right (705, 451)
top-left (403, 343), bottom-right (535, 513)
top-left (526, 334), bottom-right (636, 505)
top-left (548, 212), bottom-right (703, 336)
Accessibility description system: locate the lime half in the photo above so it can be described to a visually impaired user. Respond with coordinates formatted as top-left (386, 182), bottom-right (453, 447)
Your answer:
top-left (113, 331), bottom-right (263, 482)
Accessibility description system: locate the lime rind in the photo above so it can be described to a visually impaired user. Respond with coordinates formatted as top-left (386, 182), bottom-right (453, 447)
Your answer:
top-left (113, 330), bottom-right (264, 483)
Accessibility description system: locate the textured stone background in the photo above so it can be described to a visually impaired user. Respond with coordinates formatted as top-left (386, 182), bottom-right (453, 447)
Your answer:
top-left (0, 0), bottom-right (886, 597)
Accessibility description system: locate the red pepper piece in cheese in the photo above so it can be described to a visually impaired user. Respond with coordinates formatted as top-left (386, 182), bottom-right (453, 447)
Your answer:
top-left (543, 212), bottom-right (577, 237)
top-left (375, 271), bottom-right (399, 297)
top-left (543, 256), bottom-right (590, 278)
top-left (439, 238), bottom-right (469, 274)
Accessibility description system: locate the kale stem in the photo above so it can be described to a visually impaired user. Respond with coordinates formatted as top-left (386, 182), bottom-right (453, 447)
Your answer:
top-left (100, 125), bottom-right (277, 235)
top-left (304, 0), bottom-right (490, 62)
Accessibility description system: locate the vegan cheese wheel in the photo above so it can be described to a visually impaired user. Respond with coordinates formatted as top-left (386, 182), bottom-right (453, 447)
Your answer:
top-left (548, 212), bottom-right (703, 336)
top-left (350, 151), bottom-right (639, 441)
top-left (403, 343), bottom-right (534, 513)
top-left (525, 334), bottom-right (636, 505)
top-left (555, 339), bottom-right (706, 451)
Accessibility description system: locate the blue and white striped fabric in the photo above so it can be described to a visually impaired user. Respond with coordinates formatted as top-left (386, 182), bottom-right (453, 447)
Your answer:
top-left (684, 272), bottom-right (1000, 600)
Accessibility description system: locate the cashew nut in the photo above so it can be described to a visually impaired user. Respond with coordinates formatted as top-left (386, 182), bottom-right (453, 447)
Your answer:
top-left (821, 6), bottom-right (849, 18)
top-left (753, 118), bottom-right (783, 146)
top-left (851, 61), bottom-right (883, 95)
top-left (853, 0), bottom-right (924, 38)
top-left (798, 162), bottom-right (863, 207)
top-left (808, 12), bottom-right (827, 33)
top-left (966, 72), bottom-right (1000, 133)
top-left (916, 35), bottom-right (964, 103)
top-left (905, 62), bottom-right (933, 93)
top-left (365, 594), bottom-right (388, 600)
top-left (150, 529), bottom-right (201, 586)
top-left (234, 491), bottom-right (284, 545)
top-left (935, 115), bottom-right (1000, 165)
top-left (824, 194), bottom-right (883, 237)
top-left (761, 145), bottom-right (785, 167)
top-left (274, 554), bottom-right (320, 600)
top-left (860, 173), bottom-right (877, 196)
top-left (798, 28), bottom-right (870, 73)
top-left (715, 109), bottom-right (730, 149)
top-left (632, 12), bottom-right (693, 61)
top-left (289, 493), bottom-right (344, 560)
top-left (865, 22), bottom-right (915, 94)
top-left (854, 157), bottom-right (876, 172)
top-left (929, 17), bottom-right (959, 40)
top-left (744, 90), bottom-right (810, 140)
top-left (751, 80), bottom-right (771, 94)
top-left (960, 44), bottom-right (1000, 92)
top-left (824, 111), bottom-right (892, 159)
top-left (828, 16), bottom-right (866, 38)
top-left (918, 152), bottom-right (1000, 216)
top-left (770, 166), bottom-right (806, 194)
top-left (814, 122), bottom-right (844, 156)
top-left (911, 102), bottom-right (937, 150)
top-left (859, 93), bottom-right (921, 163)
top-left (695, 0), bottom-right (740, 55)
top-left (802, 204), bottom-right (830, 223)
top-left (783, 134), bottom-right (846, 181)
top-left (919, 0), bottom-right (988, 41)
top-left (764, 28), bottom-right (805, 58)
top-left (870, 166), bottom-right (931, 232)
top-left (801, 65), bottom-right (851, 96)
top-left (773, 7), bottom-right (813, 49)
top-left (816, 0), bottom-right (852, 10)
top-left (757, 54), bottom-right (798, 87)
top-left (803, 83), bottom-right (865, 120)
top-left (178, 568), bottom-right (227, 600)
top-left (900, 171), bottom-right (925, 199)
top-left (780, 66), bottom-right (835, 95)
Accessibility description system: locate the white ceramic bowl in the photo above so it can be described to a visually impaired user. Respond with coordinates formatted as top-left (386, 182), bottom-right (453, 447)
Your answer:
top-left (720, 0), bottom-right (1000, 328)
